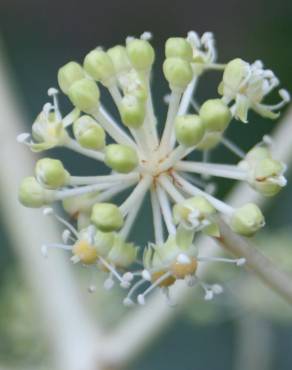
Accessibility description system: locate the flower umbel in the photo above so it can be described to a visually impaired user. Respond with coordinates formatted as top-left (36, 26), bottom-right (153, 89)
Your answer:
top-left (18, 31), bottom-right (289, 305)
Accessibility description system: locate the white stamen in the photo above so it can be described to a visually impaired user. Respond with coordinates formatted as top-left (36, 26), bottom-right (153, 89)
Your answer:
top-left (212, 284), bottom-right (223, 294)
top-left (142, 269), bottom-right (152, 281)
top-left (123, 297), bottom-right (134, 306)
top-left (122, 272), bottom-right (134, 282)
top-left (204, 290), bottom-right (214, 301)
top-left (43, 207), bottom-right (53, 216)
top-left (137, 294), bottom-right (145, 305)
top-left (177, 253), bottom-right (191, 265)
top-left (41, 245), bottom-right (48, 258)
top-left (62, 229), bottom-right (72, 244)
top-left (104, 277), bottom-right (115, 290)
top-left (140, 31), bottom-right (152, 40)
top-left (48, 87), bottom-right (59, 96)
top-left (88, 285), bottom-right (97, 293)
top-left (71, 255), bottom-right (81, 264)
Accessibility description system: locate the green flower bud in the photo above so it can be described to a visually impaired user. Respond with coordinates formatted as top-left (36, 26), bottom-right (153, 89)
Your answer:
top-left (230, 203), bottom-right (265, 236)
top-left (73, 115), bottom-right (106, 150)
top-left (165, 37), bottom-right (193, 62)
top-left (119, 95), bottom-right (146, 128)
top-left (104, 144), bottom-right (139, 173)
top-left (68, 78), bottom-right (100, 113)
top-left (57, 62), bottom-right (85, 94)
top-left (35, 158), bottom-right (70, 189)
top-left (174, 114), bottom-right (205, 147)
top-left (91, 203), bottom-right (124, 231)
top-left (126, 39), bottom-right (155, 71)
top-left (219, 58), bottom-right (249, 97)
top-left (107, 235), bottom-right (137, 268)
top-left (94, 230), bottom-right (115, 256)
top-left (196, 132), bottom-right (222, 150)
top-left (18, 177), bottom-right (53, 208)
top-left (62, 191), bottom-right (99, 216)
top-left (199, 99), bottom-right (232, 132)
top-left (173, 195), bottom-right (215, 225)
top-left (163, 57), bottom-right (193, 90)
top-left (107, 45), bottom-right (131, 74)
top-left (83, 49), bottom-right (115, 86)
top-left (245, 146), bottom-right (271, 163)
top-left (253, 158), bottom-right (286, 197)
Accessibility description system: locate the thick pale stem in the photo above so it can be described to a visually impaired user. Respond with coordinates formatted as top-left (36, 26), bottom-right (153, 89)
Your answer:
top-left (65, 139), bottom-right (105, 162)
top-left (94, 107), bottom-right (137, 149)
top-left (177, 77), bottom-right (198, 116)
top-left (156, 184), bottom-right (176, 235)
top-left (172, 172), bottom-right (234, 215)
top-left (158, 145), bottom-right (193, 172)
top-left (158, 175), bottom-right (185, 203)
top-left (216, 218), bottom-right (292, 305)
top-left (69, 173), bottom-right (140, 186)
top-left (119, 176), bottom-right (151, 216)
top-left (175, 161), bottom-right (247, 181)
top-left (159, 90), bottom-right (182, 155)
top-left (150, 187), bottom-right (164, 244)
top-left (119, 186), bottom-right (146, 240)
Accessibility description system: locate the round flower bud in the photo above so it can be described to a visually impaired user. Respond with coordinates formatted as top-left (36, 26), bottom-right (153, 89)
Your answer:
top-left (245, 146), bottom-right (271, 164)
top-left (107, 45), bottom-right (131, 74)
top-left (68, 78), bottom-right (100, 113)
top-left (18, 177), bottom-right (53, 208)
top-left (83, 49), bottom-right (115, 86)
top-left (62, 191), bottom-right (99, 216)
top-left (252, 158), bottom-right (286, 197)
top-left (91, 203), bottom-right (124, 231)
top-left (73, 115), bottom-right (106, 150)
top-left (57, 62), bottom-right (85, 94)
top-left (174, 114), bottom-right (205, 147)
top-left (107, 236), bottom-right (137, 268)
top-left (165, 37), bottom-right (193, 62)
top-left (94, 230), bottom-right (115, 256)
top-left (119, 95), bottom-right (146, 128)
top-left (196, 132), bottom-right (222, 150)
top-left (230, 203), bottom-right (265, 237)
top-left (163, 57), bottom-right (193, 90)
top-left (126, 39), bottom-right (155, 71)
top-left (199, 99), bottom-right (232, 132)
top-left (173, 195), bottom-right (215, 225)
top-left (104, 144), bottom-right (139, 173)
top-left (221, 58), bottom-right (249, 94)
top-left (35, 158), bottom-right (70, 189)
top-left (72, 240), bottom-right (98, 265)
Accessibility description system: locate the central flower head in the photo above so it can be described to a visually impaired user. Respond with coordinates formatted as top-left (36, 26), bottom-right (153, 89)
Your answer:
top-left (18, 31), bottom-right (289, 305)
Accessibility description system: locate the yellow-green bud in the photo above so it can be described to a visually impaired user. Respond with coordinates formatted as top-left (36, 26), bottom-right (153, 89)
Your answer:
top-left (91, 203), bottom-right (124, 231)
top-left (104, 144), bottom-right (139, 173)
top-left (18, 177), bottom-right (53, 208)
top-left (174, 114), bottom-right (205, 147)
top-left (57, 62), bottom-right (85, 94)
top-left (35, 158), bottom-right (70, 189)
top-left (163, 57), bottom-right (193, 90)
top-left (68, 78), bottom-right (100, 113)
top-left (83, 49), bottom-right (115, 86)
top-left (107, 45), bottom-right (131, 74)
top-left (119, 95), bottom-right (146, 128)
top-left (245, 146), bottom-right (271, 163)
top-left (196, 132), bottom-right (222, 150)
top-left (173, 195), bottom-right (215, 225)
top-left (73, 115), bottom-right (105, 150)
top-left (165, 37), bottom-right (193, 62)
top-left (199, 99), bottom-right (232, 132)
top-left (126, 39), bottom-right (155, 71)
top-left (230, 203), bottom-right (265, 236)
top-left (107, 236), bottom-right (137, 268)
top-left (62, 191), bottom-right (99, 216)
top-left (94, 230), bottom-right (115, 256)
top-left (253, 158), bottom-right (286, 197)
top-left (220, 58), bottom-right (249, 96)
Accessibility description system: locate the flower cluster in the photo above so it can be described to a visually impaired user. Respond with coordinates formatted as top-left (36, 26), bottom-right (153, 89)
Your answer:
top-left (18, 31), bottom-right (289, 305)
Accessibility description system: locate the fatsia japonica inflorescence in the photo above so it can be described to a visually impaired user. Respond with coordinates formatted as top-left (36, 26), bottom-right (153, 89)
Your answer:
top-left (18, 31), bottom-right (290, 305)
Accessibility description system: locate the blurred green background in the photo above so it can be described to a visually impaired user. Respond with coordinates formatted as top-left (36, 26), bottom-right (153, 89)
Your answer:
top-left (0, 0), bottom-right (292, 369)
